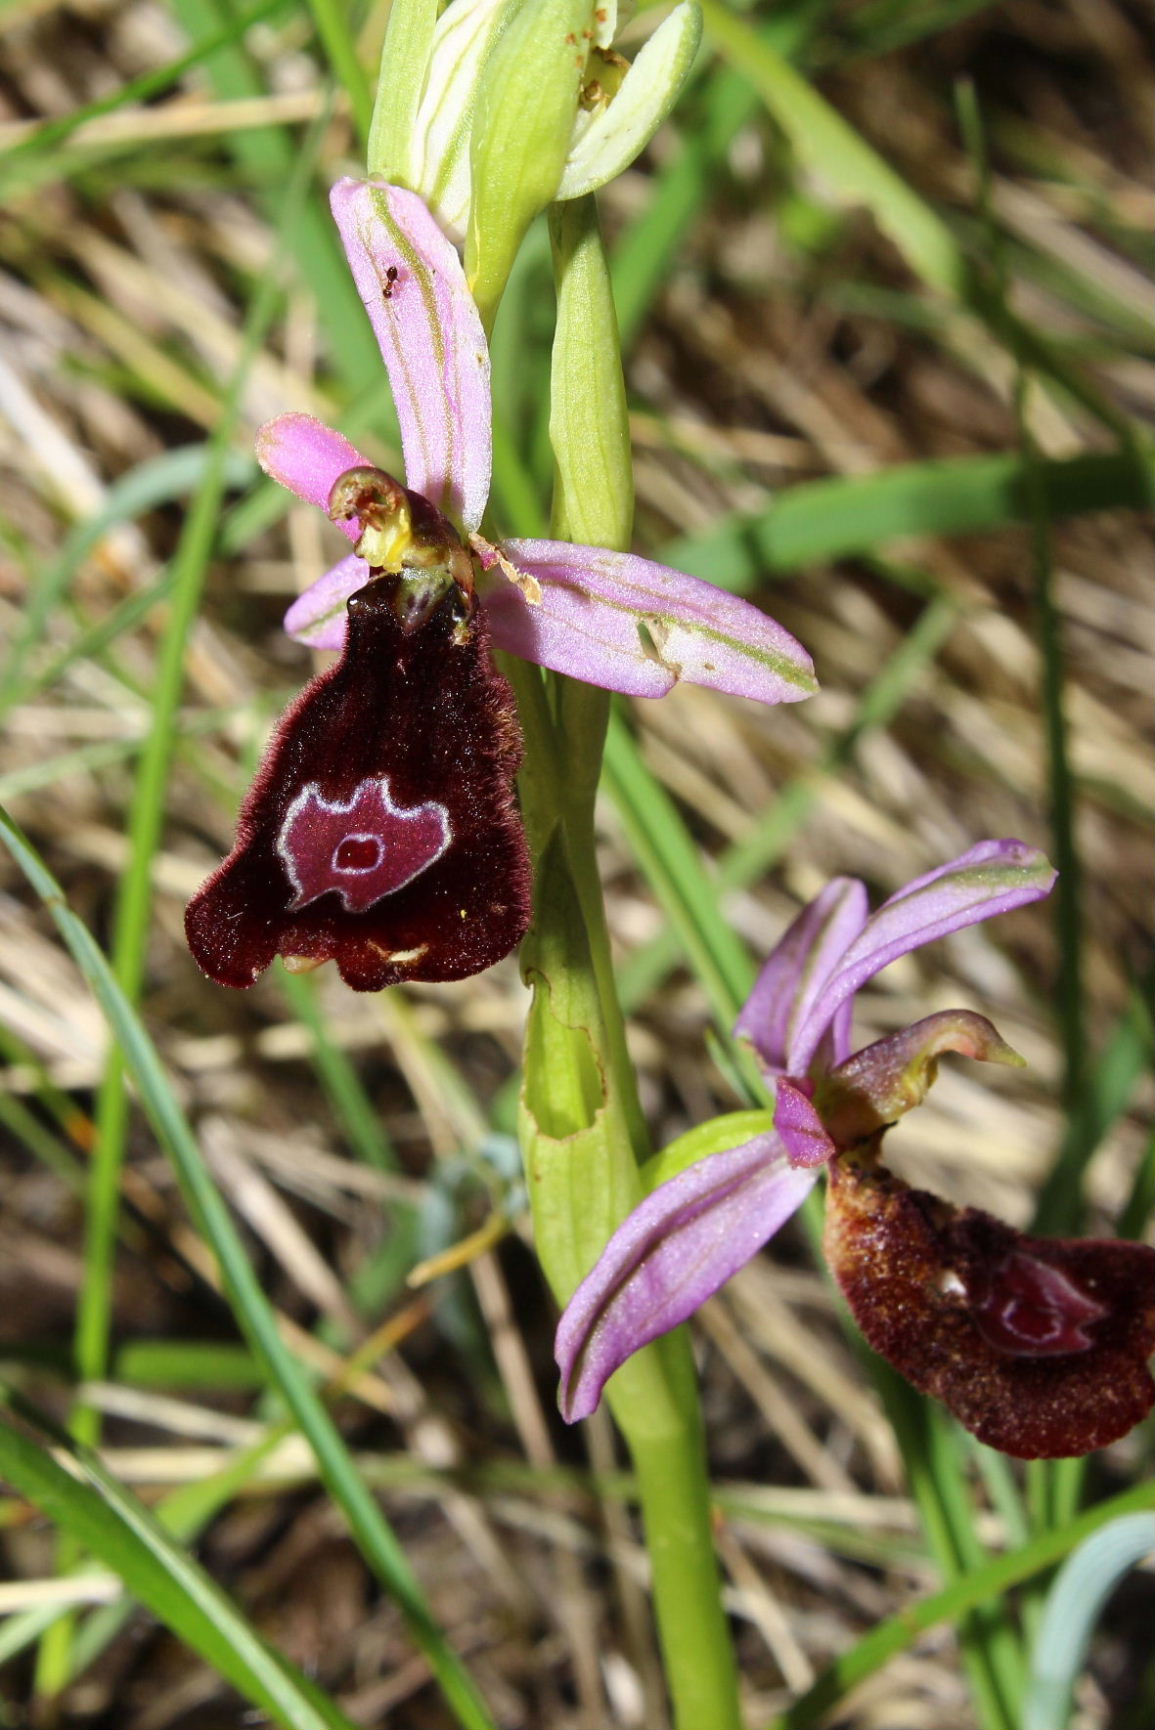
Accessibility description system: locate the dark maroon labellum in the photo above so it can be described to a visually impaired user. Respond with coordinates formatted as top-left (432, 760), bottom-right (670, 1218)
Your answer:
top-left (186, 571), bottom-right (531, 992)
top-left (824, 1151), bottom-right (1155, 1458)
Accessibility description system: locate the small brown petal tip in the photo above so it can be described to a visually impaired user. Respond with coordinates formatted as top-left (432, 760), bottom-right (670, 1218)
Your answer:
top-left (824, 1154), bottom-right (1155, 1459)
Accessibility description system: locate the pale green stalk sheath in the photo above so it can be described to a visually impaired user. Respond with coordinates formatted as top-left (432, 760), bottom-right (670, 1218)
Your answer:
top-left (518, 194), bottom-right (742, 1730)
top-left (546, 194), bottom-right (644, 1159)
top-left (466, 0), bottom-right (587, 327)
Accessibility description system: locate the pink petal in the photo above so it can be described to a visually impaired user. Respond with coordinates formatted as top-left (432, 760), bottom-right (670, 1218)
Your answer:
top-left (788, 840), bottom-right (1056, 1077)
top-left (773, 1078), bottom-right (837, 1167)
top-left (735, 879), bottom-right (869, 1075)
top-left (555, 1136), bottom-right (818, 1421)
top-left (256, 414), bottom-right (371, 544)
top-left (488, 540), bottom-right (817, 703)
top-left (283, 553), bottom-right (371, 650)
top-left (330, 178), bottom-right (491, 534)
top-left (817, 1009), bottom-right (1024, 1148)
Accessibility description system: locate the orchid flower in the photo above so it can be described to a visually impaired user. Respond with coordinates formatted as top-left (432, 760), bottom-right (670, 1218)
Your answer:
top-left (556, 840), bottom-right (1155, 1458)
top-left (262, 179), bottom-right (817, 707)
top-left (186, 179), bottom-right (814, 995)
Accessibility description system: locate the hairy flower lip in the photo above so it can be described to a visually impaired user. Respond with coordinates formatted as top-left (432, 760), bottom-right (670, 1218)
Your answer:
top-left (186, 569), bottom-right (531, 993)
top-left (824, 1160), bottom-right (1155, 1459)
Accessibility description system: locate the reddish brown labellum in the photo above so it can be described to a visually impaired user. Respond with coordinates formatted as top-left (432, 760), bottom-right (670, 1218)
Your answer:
top-left (824, 1150), bottom-right (1155, 1458)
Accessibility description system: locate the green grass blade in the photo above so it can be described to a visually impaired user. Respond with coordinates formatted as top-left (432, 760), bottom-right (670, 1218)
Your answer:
top-left (1033, 986), bottom-right (1155, 1234)
top-left (603, 710), bottom-right (755, 1033)
top-left (829, 0), bottom-right (1003, 63)
top-left (697, 0), bottom-right (1139, 438)
top-left (698, 0), bottom-right (967, 298)
top-left (304, 0), bottom-right (373, 143)
top-left (114, 1340), bottom-right (261, 1389)
top-left (69, 1423), bottom-right (296, 1679)
top-left (276, 971), bottom-right (400, 1174)
top-left (67, 110), bottom-right (305, 1512)
top-left (767, 1479), bottom-right (1155, 1729)
top-left (0, 1088), bottom-right (85, 1191)
top-left (166, 0), bottom-right (379, 393)
top-left (872, 1372), bottom-right (1023, 1729)
top-left (663, 447), bottom-right (1155, 588)
top-left (1118, 1127), bottom-right (1155, 1243)
top-left (612, 77), bottom-right (761, 350)
top-left (0, 1407), bottom-right (358, 1730)
top-left (0, 447), bottom-right (252, 715)
top-left (0, 0), bottom-right (284, 183)
top-left (0, 806), bottom-right (498, 1730)
top-left (1023, 1513), bottom-right (1155, 1730)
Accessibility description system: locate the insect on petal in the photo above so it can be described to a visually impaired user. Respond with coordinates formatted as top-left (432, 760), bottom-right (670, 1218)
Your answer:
top-left (331, 178), bottom-right (492, 534)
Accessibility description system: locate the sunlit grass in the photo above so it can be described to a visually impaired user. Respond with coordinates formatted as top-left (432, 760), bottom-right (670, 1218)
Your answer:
top-left (0, 1), bottom-right (1150, 1726)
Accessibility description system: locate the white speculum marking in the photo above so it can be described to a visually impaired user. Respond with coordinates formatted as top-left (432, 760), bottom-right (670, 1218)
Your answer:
top-left (277, 777), bottom-right (451, 913)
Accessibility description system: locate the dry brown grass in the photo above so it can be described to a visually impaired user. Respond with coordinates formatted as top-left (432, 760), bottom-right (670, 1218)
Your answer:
top-left (0, 2), bottom-right (1151, 1726)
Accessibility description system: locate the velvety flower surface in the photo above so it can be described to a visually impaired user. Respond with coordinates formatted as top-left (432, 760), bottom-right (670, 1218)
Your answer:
top-left (262, 179), bottom-right (818, 708)
top-left (190, 178), bottom-right (816, 993)
top-left (825, 1150), bottom-right (1155, 1457)
top-left (555, 840), bottom-right (1155, 1457)
top-left (187, 481), bottom-right (530, 991)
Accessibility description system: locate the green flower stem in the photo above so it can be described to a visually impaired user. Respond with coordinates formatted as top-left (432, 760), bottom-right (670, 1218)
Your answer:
top-left (607, 1348), bottom-right (746, 1730)
top-left (500, 654), bottom-right (566, 860)
top-left (546, 197), bottom-right (647, 1162)
top-left (515, 194), bottom-right (742, 1730)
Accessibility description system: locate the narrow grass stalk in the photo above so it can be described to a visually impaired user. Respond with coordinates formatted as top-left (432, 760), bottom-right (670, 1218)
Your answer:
top-left (960, 82), bottom-right (1089, 1546)
top-left (72, 151), bottom-right (297, 1403)
top-left (304, 0), bottom-right (373, 144)
top-left (0, 1405), bottom-right (359, 1730)
top-left (959, 72), bottom-right (1090, 1163)
top-left (168, 0), bottom-right (378, 391)
top-left (880, 1382), bottom-right (1024, 1730)
top-left (0, 807), bottom-right (498, 1730)
top-left (33, 113), bottom-right (308, 1708)
top-left (768, 1478), bottom-right (1155, 1730)
top-left (1025, 442), bottom-right (1085, 1138)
